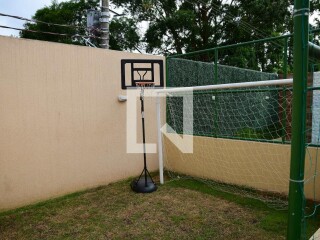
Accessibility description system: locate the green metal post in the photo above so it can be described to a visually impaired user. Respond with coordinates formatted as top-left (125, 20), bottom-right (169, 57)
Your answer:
top-left (213, 49), bottom-right (218, 137)
top-left (214, 49), bottom-right (218, 84)
top-left (282, 38), bottom-right (288, 143)
top-left (165, 57), bottom-right (170, 128)
top-left (287, 0), bottom-right (309, 239)
top-left (283, 37), bottom-right (288, 80)
top-left (166, 57), bottom-right (170, 87)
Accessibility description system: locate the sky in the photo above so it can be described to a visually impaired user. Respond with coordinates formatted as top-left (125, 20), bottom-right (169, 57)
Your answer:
top-left (0, 0), bottom-right (319, 38)
top-left (0, 0), bottom-right (70, 37)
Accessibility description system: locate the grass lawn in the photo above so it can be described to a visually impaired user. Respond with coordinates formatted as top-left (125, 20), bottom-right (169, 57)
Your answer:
top-left (0, 176), bottom-right (318, 240)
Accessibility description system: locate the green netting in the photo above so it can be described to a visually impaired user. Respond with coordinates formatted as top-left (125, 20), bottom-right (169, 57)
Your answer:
top-left (167, 58), bottom-right (278, 87)
top-left (166, 58), bottom-right (283, 140)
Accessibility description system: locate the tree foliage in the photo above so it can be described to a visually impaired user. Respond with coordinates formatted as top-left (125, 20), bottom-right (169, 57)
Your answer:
top-left (113, 0), bottom-right (319, 72)
top-left (21, 0), bottom-right (319, 72)
top-left (113, 0), bottom-right (292, 52)
top-left (109, 18), bottom-right (140, 51)
top-left (20, 0), bottom-right (140, 51)
top-left (21, 0), bottom-right (98, 44)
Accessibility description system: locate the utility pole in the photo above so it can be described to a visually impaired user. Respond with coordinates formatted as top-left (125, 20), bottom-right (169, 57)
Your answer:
top-left (100, 0), bottom-right (109, 49)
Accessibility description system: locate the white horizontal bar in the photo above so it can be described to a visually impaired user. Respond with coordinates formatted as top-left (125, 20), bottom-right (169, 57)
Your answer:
top-left (309, 228), bottom-right (320, 240)
top-left (156, 78), bottom-right (293, 94)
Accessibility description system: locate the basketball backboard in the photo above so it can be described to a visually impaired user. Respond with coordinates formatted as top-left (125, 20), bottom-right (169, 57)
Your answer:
top-left (121, 59), bottom-right (164, 89)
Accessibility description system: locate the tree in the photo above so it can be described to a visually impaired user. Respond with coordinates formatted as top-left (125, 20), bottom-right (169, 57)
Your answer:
top-left (109, 18), bottom-right (141, 51)
top-left (310, 0), bottom-right (320, 34)
top-left (113, 0), bottom-right (293, 71)
top-left (20, 0), bottom-right (140, 51)
top-left (114, 0), bottom-right (319, 72)
top-left (113, 1), bottom-right (293, 51)
top-left (221, 0), bottom-right (292, 72)
top-left (21, 0), bottom-right (98, 45)
top-left (113, 0), bottom-right (229, 54)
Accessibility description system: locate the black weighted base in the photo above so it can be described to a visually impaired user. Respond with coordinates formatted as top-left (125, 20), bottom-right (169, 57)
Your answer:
top-left (131, 176), bottom-right (157, 193)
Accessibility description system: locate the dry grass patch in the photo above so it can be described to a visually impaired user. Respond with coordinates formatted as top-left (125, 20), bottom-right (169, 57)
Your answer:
top-left (0, 179), bottom-right (288, 239)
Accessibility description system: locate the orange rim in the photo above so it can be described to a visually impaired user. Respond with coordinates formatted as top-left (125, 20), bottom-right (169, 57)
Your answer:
top-left (135, 82), bottom-right (155, 87)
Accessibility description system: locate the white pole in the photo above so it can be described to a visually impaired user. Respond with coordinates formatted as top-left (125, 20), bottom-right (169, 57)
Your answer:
top-left (156, 78), bottom-right (293, 94)
top-left (156, 94), bottom-right (164, 184)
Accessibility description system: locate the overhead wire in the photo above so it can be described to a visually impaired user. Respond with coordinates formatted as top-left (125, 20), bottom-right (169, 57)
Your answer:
top-left (0, 9), bottom-right (125, 31)
top-left (208, 0), bottom-right (283, 39)
top-left (0, 3), bottom-right (290, 48)
top-left (0, 25), bottom-right (107, 40)
top-left (185, 0), bottom-right (287, 49)
top-left (0, 9), bottom-right (129, 40)
top-left (0, 24), bottom-right (141, 52)
top-left (0, 11), bottom-right (142, 52)
top-left (213, 1), bottom-right (283, 40)
top-left (0, 12), bottom-right (91, 30)
top-left (109, 9), bottom-right (125, 16)
top-left (1, 3), bottom-right (315, 53)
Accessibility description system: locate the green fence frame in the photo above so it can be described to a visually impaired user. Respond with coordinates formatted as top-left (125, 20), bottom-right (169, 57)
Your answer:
top-left (166, 28), bottom-right (320, 145)
top-left (166, 13), bottom-right (320, 239)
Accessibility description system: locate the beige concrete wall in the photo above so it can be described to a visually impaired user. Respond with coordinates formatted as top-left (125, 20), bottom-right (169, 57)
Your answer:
top-left (1, 36), bottom-right (319, 210)
top-left (0, 36), bottom-right (164, 211)
top-left (164, 134), bottom-right (320, 201)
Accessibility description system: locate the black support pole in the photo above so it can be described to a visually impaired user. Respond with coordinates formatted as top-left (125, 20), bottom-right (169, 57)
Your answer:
top-left (131, 86), bottom-right (157, 193)
top-left (140, 94), bottom-right (148, 187)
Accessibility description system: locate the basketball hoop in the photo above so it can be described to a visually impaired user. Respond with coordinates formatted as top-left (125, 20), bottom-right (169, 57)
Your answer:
top-left (135, 82), bottom-right (155, 100)
top-left (135, 82), bottom-right (155, 89)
